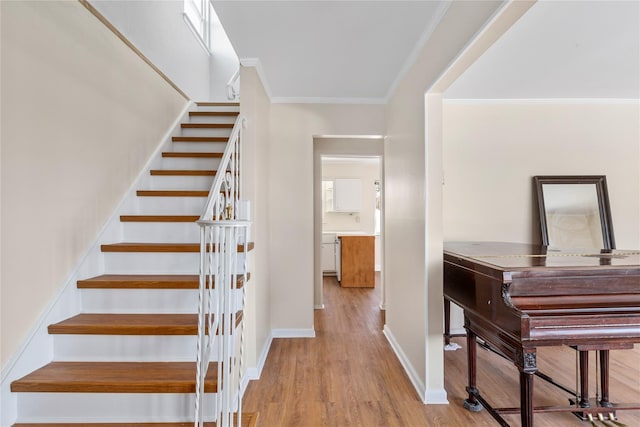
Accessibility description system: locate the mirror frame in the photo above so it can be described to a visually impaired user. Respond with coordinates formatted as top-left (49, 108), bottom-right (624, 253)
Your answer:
top-left (533, 175), bottom-right (615, 249)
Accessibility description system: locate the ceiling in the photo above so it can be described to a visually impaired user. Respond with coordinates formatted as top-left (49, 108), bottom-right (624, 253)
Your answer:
top-left (213, 1), bottom-right (640, 102)
top-left (446, 0), bottom-right (640, 100)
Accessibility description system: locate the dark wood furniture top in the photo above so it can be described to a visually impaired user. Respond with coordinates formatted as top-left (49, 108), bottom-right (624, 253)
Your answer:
top-left (443, 241), bottom-right (640, 427)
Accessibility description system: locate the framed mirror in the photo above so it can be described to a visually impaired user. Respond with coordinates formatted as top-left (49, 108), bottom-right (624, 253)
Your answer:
top-left (534, 175), bottom-right (615, 249)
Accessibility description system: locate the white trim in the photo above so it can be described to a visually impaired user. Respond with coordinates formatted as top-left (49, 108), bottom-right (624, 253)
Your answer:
top-left (271, 96), bottom-right (386, 105)
top-left (383, 325), bottom-right (426, 403)
top-left (425, 388), bottom-right (449, 405)
top-left (1, 101), bottom-right (192, 381)
top-left (313, 134), bottom-right (385, 140)
top-left (314, 304), bottom-right (325, 310)
top-left (443, 98), bottom-right (640, 105)
top-left (385, 1), bottom-right (452, 103)
top-left (0, 102), bottom-right (193, 425)
top-left (271, 328), bottom-right (316, 338)
top-left (428, 1), bottom-right (532, 95)
top-left (239, 58), bottom-right (273, 100)
top-left (450, 327), bottom-right (466, 336)
top-left (182, 12), bottom-right (211, 56)
top-left (240, 332), bottom-right (273, 394)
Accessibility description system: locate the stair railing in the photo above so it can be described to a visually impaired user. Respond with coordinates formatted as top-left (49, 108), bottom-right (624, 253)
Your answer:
top-left (226, 68), bottom-right (240, 101)
top-left (195, 114), bottom-right (249, 427)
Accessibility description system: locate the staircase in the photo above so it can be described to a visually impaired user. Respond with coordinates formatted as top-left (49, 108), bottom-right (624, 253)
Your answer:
top-left (9, 102), bottom-right (257, 426)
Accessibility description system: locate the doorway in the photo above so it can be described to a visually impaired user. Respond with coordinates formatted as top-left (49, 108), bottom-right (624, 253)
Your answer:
top-left (312, 136), bottom-right (385, 314)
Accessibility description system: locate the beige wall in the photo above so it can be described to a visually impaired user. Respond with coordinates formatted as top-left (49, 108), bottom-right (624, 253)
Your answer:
top-left (0, 1), bottom-right (187, 367)
top-left (322, 162), bottom-right (380, 234)
top-left (384, 0), bottom-right (504, 401)
top-left (269, 104), bottom-right (385, 332)
top-left (443, 102), bottom-right (640, 248)
top-left (239, 67), bottom-right (272, 369)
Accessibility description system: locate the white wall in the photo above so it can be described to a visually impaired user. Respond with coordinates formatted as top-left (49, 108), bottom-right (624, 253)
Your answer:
top-left (384, 0), bottom-right (504, 403)
top-left (90, 0), bottom-right (239, 101)
top-left (322, 161), bottom-right (380, 234)
top-left (210, 8), bottom-right (240, 101)
top-left (0, 0), bottom-right (187, 369)
top-left (443, 102), bottom-right (640, 248)
top-left (239, 66), bottom-right (272, 376)
top-left (269, 104), bottom-right (386, 335)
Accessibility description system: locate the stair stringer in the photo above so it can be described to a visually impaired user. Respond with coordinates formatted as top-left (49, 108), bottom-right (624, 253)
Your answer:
top-left (0, 101), bottom-right (193, 426)
top-left (6, 102), bottom-right (252, 424)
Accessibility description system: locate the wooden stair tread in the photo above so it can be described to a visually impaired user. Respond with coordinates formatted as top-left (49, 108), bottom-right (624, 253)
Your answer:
top-left (150, 170), bottom-right (216, 176)
top-left (189, 110), bottom-right (240, 117)
top-left (171, 136), bottom-right (228, 142)
top-left (120, 215), bottom-right (199, 222)
top-left (12, 412), bottom-right (258, 427)
top-left (49, 314), bottom-right (199, 335)
top-left (76, 274), bottom-right (248, 289)
top-left (10, 362), bottom-right (217, 393)
top-left (162, 152), bottom-right (223, 158)
top-left (181, 123), bottom-right (233, 129)
top-left (101, 242), bottom-right (255, 253)
top-left (136, 190), bottom-right (209, 197)
top-left (48, 312), bottom-right (243, 335)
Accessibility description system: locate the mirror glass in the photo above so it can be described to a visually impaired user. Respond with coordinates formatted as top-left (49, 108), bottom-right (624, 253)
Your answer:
top-left (534, 176), bottom-right (615, 250)
top-left (541, 183), bottom-right (603, 248)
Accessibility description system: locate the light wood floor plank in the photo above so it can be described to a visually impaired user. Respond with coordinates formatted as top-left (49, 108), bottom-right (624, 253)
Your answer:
top-left (242, 275), bottom-right (640, 426)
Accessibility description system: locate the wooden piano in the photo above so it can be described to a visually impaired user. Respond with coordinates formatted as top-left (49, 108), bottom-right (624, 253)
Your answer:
top-left (443, 241), bottom-right (640, 427)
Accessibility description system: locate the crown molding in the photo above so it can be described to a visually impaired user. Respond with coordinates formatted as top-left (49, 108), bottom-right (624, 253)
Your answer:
top-left (239, 57), bottom-right (273, 100)
top-left (443, 98), bottom-right (640, 105)
top-left (271, 96), bottom-right (386, 105)
top-left (384, 1), bottom-right (452, 102)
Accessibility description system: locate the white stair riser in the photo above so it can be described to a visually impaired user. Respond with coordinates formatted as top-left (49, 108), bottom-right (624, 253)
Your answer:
top-left (103, 252), bottom-right (248, 275)
top-left (169, 141), bottom-right (227, 152)
top-left (147, 175), bottom-right (214, 191)
top-left (53, 334), bottom-right (239, 362)
top-left (159, 157), bottom-right (222, 170)
top-left (189, 115), bottom-right (237, 124)
top-left (194, 106), bottom-right (239, 113)
top-left (180, 128), bottom-right (232, 137)
top-left (133, 196), bottom-right (207, 215)
top-left (122, 222), bottom-right (201, 243)
top-left (16, 392), bottom-right (216, 422)
top-left (80, 288), bottom-right (244, 313)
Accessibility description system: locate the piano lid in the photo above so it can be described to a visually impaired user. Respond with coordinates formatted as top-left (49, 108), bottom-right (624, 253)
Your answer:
top-left (444, 241), bottom-right (640, 270)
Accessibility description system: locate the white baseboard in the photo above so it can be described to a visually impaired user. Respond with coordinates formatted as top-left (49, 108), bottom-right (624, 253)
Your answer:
top-left (0, 102), bottom-right (193, 427)
top-left (450, 327), bottom-right (466, 337)
top-left (383, 326), bottom-right (449, 405)
top-left (240, 327), bottom-right (314, 396)
top-left (271, 328), bottom-right (316, 338)
top-left (383, 325), bottom-right (426, 402)
top-left (425, 388), bottom-right (449, 404)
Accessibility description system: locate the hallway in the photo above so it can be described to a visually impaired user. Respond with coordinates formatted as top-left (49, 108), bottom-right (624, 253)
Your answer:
top-left (241, 276), bottom-right (494, 426)
top-left (242, 276), bottom-right (640, 426)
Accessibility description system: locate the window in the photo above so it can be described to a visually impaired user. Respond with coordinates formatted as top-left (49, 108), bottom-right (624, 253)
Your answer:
top-left (184, 0), bottom-right (212, 52)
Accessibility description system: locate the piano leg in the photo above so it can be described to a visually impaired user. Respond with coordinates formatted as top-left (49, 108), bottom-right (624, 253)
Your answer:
top-left (444, 298), bottom-right (451, 346)
top-left (463, 331), bottom-right (483, 412)
top-left (519, 369), bottom-right (535, 427)
top-left (599, 350), bottom-right (612, 408)
top-left (579, 350), bottom-right (590, 408)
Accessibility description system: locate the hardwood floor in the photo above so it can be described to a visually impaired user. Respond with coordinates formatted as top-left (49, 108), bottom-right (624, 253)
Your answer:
top-left (242, 276), bottom-right (640, 426)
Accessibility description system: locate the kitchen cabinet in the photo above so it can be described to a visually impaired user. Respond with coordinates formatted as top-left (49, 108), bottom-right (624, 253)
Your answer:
top-left (323, 179), bottom-right (361, 213)
top-left (338, 235), bottom-right (374, 287)
top-left (334, 179), bottom-right (361, 212)
top-left (321, 233), bottom-right (337, 273)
